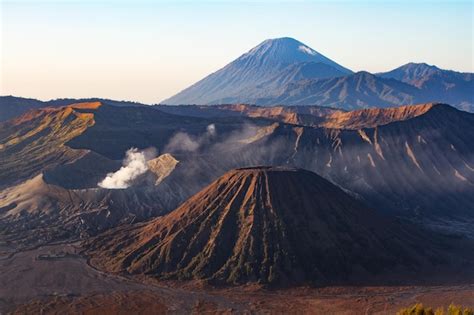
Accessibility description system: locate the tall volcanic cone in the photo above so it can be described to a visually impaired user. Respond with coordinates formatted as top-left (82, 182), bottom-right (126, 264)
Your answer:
top-left (86, 167), bottom-right (445, 286)
top-left (162, 37), bottom-right (352, 105)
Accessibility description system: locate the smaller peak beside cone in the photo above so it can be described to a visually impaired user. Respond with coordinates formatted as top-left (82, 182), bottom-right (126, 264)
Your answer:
top-left (401, 62), bottom-right (440, 70)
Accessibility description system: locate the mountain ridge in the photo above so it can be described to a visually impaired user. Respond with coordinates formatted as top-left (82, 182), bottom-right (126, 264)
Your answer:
top-left (1, 101), bottom-right (473, 252)
top-left (161, 39), bottom-right (473, 111)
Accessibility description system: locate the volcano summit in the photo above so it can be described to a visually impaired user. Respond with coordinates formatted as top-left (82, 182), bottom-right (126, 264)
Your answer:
top-left (162, 37), bottom-right (352, 105)
top-left (86, 167), bottom-right (451, 286)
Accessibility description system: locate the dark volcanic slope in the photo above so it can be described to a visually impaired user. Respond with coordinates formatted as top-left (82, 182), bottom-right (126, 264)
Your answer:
top-left (156, 103), bottom-right (474, 219)
top-left (0, 102), bottom-right (99, 188)
top-left (379, 63), bottom-right (474, 112)
top-left (2, 102), bottom-right (473, 251)
top-left (0, 96), bottom-right (45, 122)
top-left (162, 43), bottom-right (473, 110)
top-left (0, 102), bottom-right (222, 249)
top-left (265, 71), bottom-right (419, 109)
top-left (3, 102), bottom-right (471, 219)
top-left (86, 167), bottom-right (443, 286)
top-left (162, 37), bottom-right (351, 105)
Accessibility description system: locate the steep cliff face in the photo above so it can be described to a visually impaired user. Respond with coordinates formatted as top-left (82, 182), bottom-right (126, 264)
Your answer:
top-left (227, 104), bottom-right (474, 217)
top-left (147, 153), bottom-right (180, 185)
top-left (86, 167), bottom-right (443, 286)
top-left (156, 103), bottom-right (439, 129)
top-left (0, 102), bottom-right (101, 188)
top-left (1, 103), bottom-right (473, 251)
top-left (155, 103), bottom-right (474, 219)
top-left (320, 103), bottom-right (436, 129)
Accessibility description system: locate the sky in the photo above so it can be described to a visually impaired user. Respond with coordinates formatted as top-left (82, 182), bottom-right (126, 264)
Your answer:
top-left (1, 0), bottom-right (473, 104)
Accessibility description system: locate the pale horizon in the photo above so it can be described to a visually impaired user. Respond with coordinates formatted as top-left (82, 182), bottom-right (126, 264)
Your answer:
top-left (1, 0), bottom-right (473, 104)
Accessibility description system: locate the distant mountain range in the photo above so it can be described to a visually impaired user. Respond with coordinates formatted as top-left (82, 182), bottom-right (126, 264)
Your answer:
top-left (162, 38), bottom-right (473, 112)
top-left (379, 63), bottom-right (473, 112)
top-left (162, 37), bottom-right (352, 106)
top-left (1, 38), bottom-right (472, 119)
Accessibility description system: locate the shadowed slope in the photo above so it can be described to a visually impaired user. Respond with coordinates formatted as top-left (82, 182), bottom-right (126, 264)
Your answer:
top-left (266, 71), bottom-right (418, 109)
top-left (86, 167), bottom-right (447, 286)
top-left (162, 37), bottom-right (351, 105)
top-left (0, 102), bottom-right (101, 188)
top-left (1, 102), bottom-right (473, 251)
top-left (0, 172), bottom-right (171, 249)
top-left (378, 63), bottom-right (474, 112)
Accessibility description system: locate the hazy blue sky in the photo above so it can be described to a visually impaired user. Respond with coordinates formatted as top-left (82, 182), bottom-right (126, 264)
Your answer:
top-left (1, 0), bottom-right (473, 103)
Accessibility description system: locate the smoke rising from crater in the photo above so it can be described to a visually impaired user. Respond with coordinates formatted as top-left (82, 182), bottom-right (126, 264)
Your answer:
top-left (98, 147), bottom-right (156, 189)
top-left (165, 123), bottom-right (216, 153)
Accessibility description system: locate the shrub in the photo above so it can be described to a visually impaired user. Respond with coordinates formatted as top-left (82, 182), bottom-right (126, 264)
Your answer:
top-left (397, 303), bottom-right (473, 315)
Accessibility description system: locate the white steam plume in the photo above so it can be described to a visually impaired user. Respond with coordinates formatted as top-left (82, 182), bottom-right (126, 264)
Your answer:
top-left (165, 124), bottom-right (216, 153)
top-left (98, 148), bottom-right (155, 189)
top-left (206, 123), bottom-right (216, 136)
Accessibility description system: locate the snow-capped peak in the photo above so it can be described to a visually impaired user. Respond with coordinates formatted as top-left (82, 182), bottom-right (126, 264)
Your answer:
top-left (298, 45), bottom-right (317, 56)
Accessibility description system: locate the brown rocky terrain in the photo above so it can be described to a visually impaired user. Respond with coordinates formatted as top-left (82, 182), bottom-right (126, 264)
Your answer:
top-left (1, 102), bottom-right (473, 252)
top-left (155, 103), bottom-right (474, 221)
top-left (0, 103), bottom-right (223, 250)
top-left (85, 167), bottom-right (466, 287)
top-left (11, 285), bottom-right (474, 315)
top-left (157, 103), bottom-right (342, 126)
top-left (157, 102), bottom-right (445, 129)
top-left (3, 243), bottom-right (472, 314)
top-left (0, 174), bottom-right (170, 250)
top-left (0, 102), bottom-right (100, 189)
top-left (0, 101), bottom-right (473, 314)
top-left (320, 103), bottom-right (436, 129)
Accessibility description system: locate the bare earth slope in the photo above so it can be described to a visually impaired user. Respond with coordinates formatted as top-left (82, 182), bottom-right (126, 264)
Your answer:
top-left (86, 167), bottom-right (459, 287)
top-left (157, 102), bottom-right (438, 129)
top-left (321, 103), bottom-right (436, 129)
top-left (1, 103), bottom-right (473, 251)
top-left (156, 103), bottom-right (474, 220)
top-left (0, 102), bottom-right (100, 188)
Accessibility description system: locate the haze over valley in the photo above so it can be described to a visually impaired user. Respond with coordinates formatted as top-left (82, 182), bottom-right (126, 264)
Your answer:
top-left (1, 1), bottom-right (473, 313)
